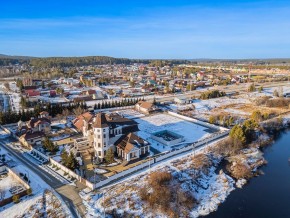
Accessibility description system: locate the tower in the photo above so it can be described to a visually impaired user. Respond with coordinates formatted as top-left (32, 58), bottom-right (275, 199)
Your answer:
top-left (93, 113), bottom-right (110, 159)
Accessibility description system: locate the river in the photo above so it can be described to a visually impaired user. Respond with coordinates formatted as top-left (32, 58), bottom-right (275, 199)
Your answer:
top-left (206, 130), bottom-right (290, 218)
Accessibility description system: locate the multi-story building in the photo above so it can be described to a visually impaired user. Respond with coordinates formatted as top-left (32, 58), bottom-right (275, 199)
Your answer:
top-left (73, 112), bottom-right (149, 161)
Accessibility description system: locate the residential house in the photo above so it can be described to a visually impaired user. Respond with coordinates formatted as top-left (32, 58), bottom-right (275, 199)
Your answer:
top-left (72, 112), bottom-right (148, 161)
top-left (116, 133), bottom-right (149, 162)
top-left (135, 101), bottom-right (158, 114)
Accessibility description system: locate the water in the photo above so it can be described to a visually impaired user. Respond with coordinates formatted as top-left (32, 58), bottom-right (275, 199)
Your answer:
top-left (206, 130), bottom-right (290, 218)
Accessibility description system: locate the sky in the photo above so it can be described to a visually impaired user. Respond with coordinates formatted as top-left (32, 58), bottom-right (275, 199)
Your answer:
top-left (1, 0), bottom-right (290, 59)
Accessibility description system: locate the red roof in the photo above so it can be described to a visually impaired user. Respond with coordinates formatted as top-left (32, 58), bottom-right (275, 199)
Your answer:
top-left (25, 90), bottom-right (40, 97)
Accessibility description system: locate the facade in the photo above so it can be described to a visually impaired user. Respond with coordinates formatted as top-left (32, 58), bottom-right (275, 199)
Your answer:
top-left (116, 133), bottom-right (149, 162)
top-left (19, 131), bottom-right (45, 147)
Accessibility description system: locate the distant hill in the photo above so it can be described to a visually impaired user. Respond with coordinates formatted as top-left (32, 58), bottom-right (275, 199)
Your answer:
top-left (0, 54), bottom-right (189, 67)
top-left (1, 53), bottom-right (290, 67)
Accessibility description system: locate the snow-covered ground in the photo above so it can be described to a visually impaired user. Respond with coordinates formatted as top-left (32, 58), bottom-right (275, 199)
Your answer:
top-left (0, 145), bottom-right (71, 217)
top-left (192, 97), bottom-right (251, 113)
top-left (136, 113), bottom-right (212, 152)
top-left (81, 141), bottom-right (235, 218)
top-left (0, 173), bottom-right (25, 199)
top-left (116, 109), bottom-right (145, 119)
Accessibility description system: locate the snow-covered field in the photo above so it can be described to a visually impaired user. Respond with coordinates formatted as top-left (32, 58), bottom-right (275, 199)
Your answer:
top-left (81, 141), bottom-right (235, 218)
top-left (192, 97), bottom-right (251, 113)
top-left (136, 113), bottom-right (212, 152)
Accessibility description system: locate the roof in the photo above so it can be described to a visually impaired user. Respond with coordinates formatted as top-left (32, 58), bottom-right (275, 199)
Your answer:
top-left (117, 133), bottom-right (148, 154)
top-left (21, 131), bottom-right (45, 140)
top-left (25, 90), bottom-right (40, 96)
top-left (93, 113), bottom-right (109, 128)
top-left (39, 111), bottom-right (49, 115)
top-left (28, 117), bottom-right (51, 128)
top-left (136, 101), bottom-right (153, 110)
top-left (72, 112), bottom-right (94, 131)
top-left (87, 90), bottom-right (96, 95)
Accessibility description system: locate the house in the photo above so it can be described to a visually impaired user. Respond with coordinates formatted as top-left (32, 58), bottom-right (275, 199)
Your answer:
top-left (174, 96), bottom-right (192, 105)
top-left (135, 101), bottom-right (158, 114)
top-left (72, 112), bottom-right (148, 161)
top-left (26, 117), bottom-right (51, 134)
top-left (25, 89), bottom-right (40, 97)
top-left (18, 112), bottom-right (51, 146)
top-left (50, 90), bottom-right (56, 97)
top-left (146, 80), bottom-right (157, 86)
top-left (116, 133), bottom-right (149, 162)
top-left (19, 131), bottom-right (45, 148)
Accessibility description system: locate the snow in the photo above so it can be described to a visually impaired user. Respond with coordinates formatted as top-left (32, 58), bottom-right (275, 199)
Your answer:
top-left (81, 141), bottom-right (235, 218)
top-left (135, 113), bottom-right (212, 152)
top-left (0, 173), bottom-right (25, 198)
top-left (116, 109), bottom-right (145, 119)
top-left (50, 134), bottom-right (70, 141)
top-left (94, 168), bottom-right (107, 174)
top-left (0, 145), bottom-right (70, 217)
top-left (236, 179), bottom-right (247, 188)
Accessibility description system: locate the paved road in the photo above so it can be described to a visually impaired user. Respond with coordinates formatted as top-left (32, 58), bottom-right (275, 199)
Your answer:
top-left (0, 137), bottom-right (86, 218)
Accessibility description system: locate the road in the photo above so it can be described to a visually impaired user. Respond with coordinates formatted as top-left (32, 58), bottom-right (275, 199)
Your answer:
top-left (0, 137), bottom-right (86, 218)
top-left (153, 81), bottom-right (290, 103)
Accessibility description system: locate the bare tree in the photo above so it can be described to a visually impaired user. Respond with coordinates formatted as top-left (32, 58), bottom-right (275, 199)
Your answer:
top-left (73, 106), bottom-right (84, 116)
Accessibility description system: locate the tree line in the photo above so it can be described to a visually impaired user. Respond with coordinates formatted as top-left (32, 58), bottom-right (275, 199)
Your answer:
top-left (0, 55), bottom-right (189, 67)
top-left (0, 102), bottom-right (88, 125)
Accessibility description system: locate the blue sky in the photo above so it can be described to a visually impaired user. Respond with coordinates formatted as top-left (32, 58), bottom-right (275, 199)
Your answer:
top-left (1, 0), bottom-right (290, 58)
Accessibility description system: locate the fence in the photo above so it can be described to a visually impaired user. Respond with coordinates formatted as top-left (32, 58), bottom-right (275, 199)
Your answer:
top-left (49, 158), bottom-right (94, 190)
top-left (93, 130), bottom-right (229, 189)
top-left (167, 111), bottom-right (228, 131)
top-left (31, 148), bottom-right (50, 162)
top-left (0, 167), bottom-right (31, 207)
top-left (94, 159), bottom-right (155, 189)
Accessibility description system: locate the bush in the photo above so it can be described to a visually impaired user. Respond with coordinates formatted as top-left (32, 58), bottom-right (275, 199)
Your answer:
top-left (228, 162), bottom-right (253, 179)
top-left (12, 194), bottom-right (20, 203)
top-left (266, 98), bottom-right (289, 108)
top-left (191, 154), bottom-right (212, 171)
top-left (200, 90), bottom-right (226, 100)
top-left (26, 188), bottom-right (32, 196)
top-left (148, 171), bottom-right (172, 188)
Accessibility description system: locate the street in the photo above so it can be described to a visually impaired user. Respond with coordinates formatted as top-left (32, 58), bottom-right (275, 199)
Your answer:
top-left (0, 137), bottom-right (86, 218)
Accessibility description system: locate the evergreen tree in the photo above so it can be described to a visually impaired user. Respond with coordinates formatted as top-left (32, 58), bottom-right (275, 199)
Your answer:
top-left (105, 148), bottom-right (115, 164)
top-left (42, 137), bottom-right (58, 153)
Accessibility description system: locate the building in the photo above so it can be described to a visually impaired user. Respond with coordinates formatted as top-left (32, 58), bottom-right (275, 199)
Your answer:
top-left (19, 131), bottom-right (45, 148)
top-left (135, 101), bottom-right (158, 114)
top-left (174, 96), bottom-right (192, 105)
top-left (18, 112), bottom-right (51, 147)
top-left (72, 112), bottom-right (148, 161)
top-left (116, 133), bottom-right (149, 162)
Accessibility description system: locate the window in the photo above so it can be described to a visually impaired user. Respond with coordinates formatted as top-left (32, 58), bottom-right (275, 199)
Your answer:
top-left (98, 143), bottom-right (101, 147)
top-left (103, 134), bottom-right (106, 138)
top-left (104, 142), bottom-right (106, 146)
top-left (98, 151), bottom-right (101, 156)
top-left (97, 129), bottom-right (100, 132)
top-left (98, 135), bottom-right (100, 139)
top-left (103, 129), bottom-right (106, 132)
